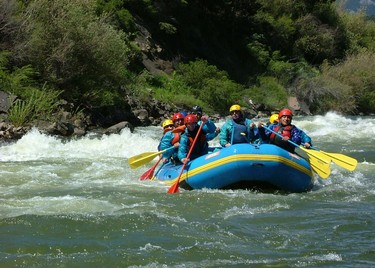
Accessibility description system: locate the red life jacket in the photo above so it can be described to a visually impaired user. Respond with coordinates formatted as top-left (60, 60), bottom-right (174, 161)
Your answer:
top-left (270, 125), bottom-right (295, 152)
top-left (270, 125), bottom-right (292, 141)
top-left (171, 126), bottom-right (185, 144)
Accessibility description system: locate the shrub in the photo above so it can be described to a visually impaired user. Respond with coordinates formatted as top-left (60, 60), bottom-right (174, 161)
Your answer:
top-left (16, 0), bottom-right (135, 106)
top-left (319, 50), bottom-right (375, 114)
top-left (249, 76), bottom-right (288, 111)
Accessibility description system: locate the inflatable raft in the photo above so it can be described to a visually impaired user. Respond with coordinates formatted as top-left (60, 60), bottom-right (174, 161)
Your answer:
top-left (154, 143), bottom-right (314, 193)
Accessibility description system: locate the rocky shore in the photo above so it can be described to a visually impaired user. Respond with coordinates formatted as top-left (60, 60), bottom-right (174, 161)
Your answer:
top-left (0, 90), bottom-right (310, 140)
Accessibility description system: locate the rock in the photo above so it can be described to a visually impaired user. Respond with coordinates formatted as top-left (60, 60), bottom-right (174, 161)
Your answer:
top-left (104, 121), bottom-right (134, 134)
top-left (0, 91), bottom-right (17, 113)
top-left (73, 128), bottom-right (86, 137)
top-left (288, 97), bottom-right (311, 115)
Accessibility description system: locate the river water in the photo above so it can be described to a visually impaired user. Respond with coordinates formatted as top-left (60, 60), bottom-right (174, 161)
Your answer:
top-left (0, 112), bottom-right (374, 267)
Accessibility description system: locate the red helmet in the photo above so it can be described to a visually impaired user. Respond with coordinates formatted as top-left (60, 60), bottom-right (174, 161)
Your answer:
top-left (184, 114), bottom-right (198, 124)
top-left (172, 112), bottom-right (185, 122)
top-left (278, 108), bottom-right (293, 118)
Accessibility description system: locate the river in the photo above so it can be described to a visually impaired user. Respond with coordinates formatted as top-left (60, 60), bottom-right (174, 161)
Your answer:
top-left (1, 112), bottom-right (374, 267)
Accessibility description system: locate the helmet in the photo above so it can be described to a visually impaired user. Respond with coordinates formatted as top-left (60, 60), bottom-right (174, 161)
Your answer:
top-left (184, 114), bottom-right (198, 124)
top-left (229, 104), bottom-right (241, 113)
top-left (278, 108), bottom-right (293, 118)
top-left (192, 105), bottom-right (203, 114)
top-left (162, 119), bottom-right (173, 129)
top-left (172, 112), bottom-right (185, 122)
top-left (269, 114), bottom-right (279, 124)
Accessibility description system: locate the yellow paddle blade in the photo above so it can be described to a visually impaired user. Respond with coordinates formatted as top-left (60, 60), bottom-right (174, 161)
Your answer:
top-left (319, 151), bottom-right (357, 171)
top-left (128, 147), bottom-right (174, 169)
top-left (128, 151), bottom-right (161, 169)
top-left (299, 146), bottom-right (331, 164)
top-left (309, 157), bottom-right (331, 179)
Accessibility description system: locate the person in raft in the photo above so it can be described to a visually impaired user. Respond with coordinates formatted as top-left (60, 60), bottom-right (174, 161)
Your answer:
top-left (261, 108), bottom-right (312, 153)
top-left (219, 104), bottom-right (259, 147)
top-left (190, 105), bottom-right (220, 141)
top-left (177, 114), bottom-right (210, 164)
top-left (257, 113), bottom-right (279, 144)
top-left (158, 113), bottom-right (186, 164)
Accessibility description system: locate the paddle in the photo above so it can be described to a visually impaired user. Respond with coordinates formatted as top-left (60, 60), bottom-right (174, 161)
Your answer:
top-left (309, 157), bottom-right (331, 179)
top-left (128, 146), bottom-right (174, 169)
top-left (151, 159), bottom-right (167, 180)
top-left (261, 124), bottom-right (331, 179)
top-left (140, 157), bottom-right (163, 180)
top-left (167, 122), bottom-right (204, 194)
top-left (311, 146), bottom-right (357, 171)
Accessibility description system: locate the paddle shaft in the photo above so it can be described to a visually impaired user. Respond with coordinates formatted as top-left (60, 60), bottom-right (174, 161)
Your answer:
top-left (262, 124), bottom-right (329, 162)
top-left (140, 157), bottom-right (162, 180)
top-left (168, 122), bottom-right (204, 194)
top-left (261, 124), bottom-right (332, 179)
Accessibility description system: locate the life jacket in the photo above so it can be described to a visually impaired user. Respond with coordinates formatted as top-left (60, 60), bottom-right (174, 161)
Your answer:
top-left (186, 126), bottom-right (207, 159)
top-left (270, 125), bottom-right (295, 152)
top-left (171, 133), bottom-right (180, 145)
top-left (171, 125), bottom-right (185, 145)
top-left (231, 119), bottom-right (249, 144)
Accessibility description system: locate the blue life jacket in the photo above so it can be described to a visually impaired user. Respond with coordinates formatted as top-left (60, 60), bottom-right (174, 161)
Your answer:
top-left (231, 120), bottom-right (249, 144)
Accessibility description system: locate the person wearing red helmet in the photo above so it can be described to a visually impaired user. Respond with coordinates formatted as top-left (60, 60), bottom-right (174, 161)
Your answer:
top-left (172, 112), bottom-right (185, 128)
top-left (177, 114), bottom-right (209, 164)
top-left (262, 108), bottom-right (312, 153)
top-left (158, 113), bottom-right (186, 163)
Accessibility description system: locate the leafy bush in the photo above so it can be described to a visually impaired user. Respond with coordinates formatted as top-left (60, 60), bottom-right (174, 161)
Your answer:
top-left (16, 0), bottom-right (135, 106)
top-left (7, 99), bottom-right (32, 127)
top-left (8, 88), bottom-right (61, 126)
top-left (0, 51), bottom-right (61, 124)
top-left (319, 50), bottom-right (375, 114)
top-left (249, 76), bottom-right (288, 110)
top-left (338, 8), bottom-right (375, 54)
top-left (174, 59), bottom-right (245, 114)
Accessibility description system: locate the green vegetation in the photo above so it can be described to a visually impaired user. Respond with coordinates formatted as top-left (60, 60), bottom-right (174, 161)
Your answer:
top-left (0, 0), bottom-right (374, 127)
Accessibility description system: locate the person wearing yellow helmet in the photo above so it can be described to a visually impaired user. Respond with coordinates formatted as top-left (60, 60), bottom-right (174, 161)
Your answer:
top-left (229, 104), bottom-right (241, 113)
top-left (219, 104), bottom-right (259, 147)
top-left (256, 113), bottom-right (281, 144)
top-left (158, 113), bottom-right (186, 164)
top-left (269, 114), bottom-right (279, 124)
top-left (161, 119), bottom-right (174, 134)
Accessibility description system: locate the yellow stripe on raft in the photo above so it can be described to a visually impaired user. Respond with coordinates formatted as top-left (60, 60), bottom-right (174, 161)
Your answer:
top-left (163, 154), bottom-right (313, 186)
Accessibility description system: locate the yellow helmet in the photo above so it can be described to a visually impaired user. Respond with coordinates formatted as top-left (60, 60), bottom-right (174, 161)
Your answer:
top-left (162, 119), bottom-right (173, 129)
top-left (269, 114), bottom-right (279, 124)
top-left (229, 104), bottom-right (241, 113)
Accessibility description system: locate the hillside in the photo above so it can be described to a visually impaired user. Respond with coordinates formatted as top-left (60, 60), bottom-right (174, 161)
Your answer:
top-left (0, 0), bottom-right (374, 139)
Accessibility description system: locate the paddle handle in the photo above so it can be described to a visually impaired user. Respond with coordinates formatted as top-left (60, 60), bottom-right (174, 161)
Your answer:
top-left (168, 122), bottom-right (205, 194)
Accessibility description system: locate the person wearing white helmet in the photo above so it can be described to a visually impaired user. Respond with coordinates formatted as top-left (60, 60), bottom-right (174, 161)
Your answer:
top-left (219, 104), bottom-right (258, 147)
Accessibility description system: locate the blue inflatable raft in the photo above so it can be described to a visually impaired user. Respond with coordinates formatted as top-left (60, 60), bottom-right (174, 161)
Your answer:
top-left (154, 144), bottom-right (314, 193)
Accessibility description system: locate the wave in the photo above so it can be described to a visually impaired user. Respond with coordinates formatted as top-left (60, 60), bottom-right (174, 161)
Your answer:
top-left (0, 113), bottom-right (373, 161)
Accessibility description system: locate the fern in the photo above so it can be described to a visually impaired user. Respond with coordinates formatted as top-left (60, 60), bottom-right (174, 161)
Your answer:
top-left (7, 99), bottom-right (33, 127)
